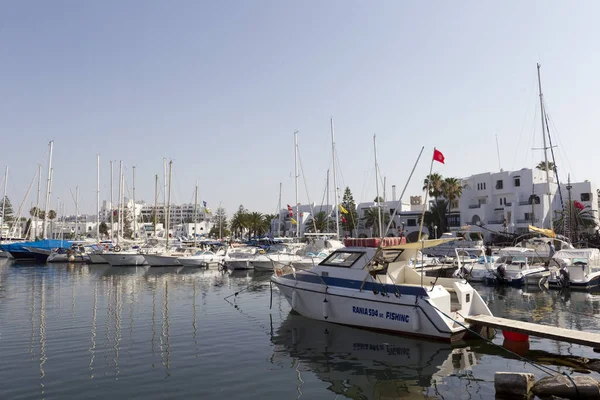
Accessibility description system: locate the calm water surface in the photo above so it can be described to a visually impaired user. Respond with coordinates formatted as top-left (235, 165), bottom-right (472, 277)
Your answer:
top-left (1, 258), bottom-right (600, 399)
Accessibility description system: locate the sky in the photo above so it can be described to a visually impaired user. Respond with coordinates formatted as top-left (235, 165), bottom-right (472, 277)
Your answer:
top-left (1, 1), bottom-right (600, 218)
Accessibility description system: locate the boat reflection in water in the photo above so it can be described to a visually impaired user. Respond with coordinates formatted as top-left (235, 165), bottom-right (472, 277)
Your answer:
top-left (271, 313), bottom-right (480, 399)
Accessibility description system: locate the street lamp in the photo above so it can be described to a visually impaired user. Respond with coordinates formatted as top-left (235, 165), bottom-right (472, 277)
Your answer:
top-left (434, 225), bottom-right (438, 239)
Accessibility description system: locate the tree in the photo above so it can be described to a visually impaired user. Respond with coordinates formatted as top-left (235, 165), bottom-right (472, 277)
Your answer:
top-left (47, 210), bottom-right (56, 221)
top-left (553, 201), bottom-right (597, 240)
top-left (373, 196), bottom-right (384, 203)
top-left (0, 196), bottom-right (14, 223)
top-left (341, 187), bottom-right (359, 236)
top-left (247, 211), bottom-right (268, 238)
top-left (442, 177), bottom-right (464, 203)
top-left (423, 173), bottom-right (444, 199)
top-left (361, 207), bottom-right (391, 237)
top-left (536, 161), bottom-right (556, 171)
top-left (212, 207), bottom-right (228, 238)
top-left (99, 221), bottom-right (109, 237)
top-left (423, 199), bottom-right (448, 239)
top-left (305, 211), bottom-right (334, 233)
top-left (230, 205), bottom-right (249, 239)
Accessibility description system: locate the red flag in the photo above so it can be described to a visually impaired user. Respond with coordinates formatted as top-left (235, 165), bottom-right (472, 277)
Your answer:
top-left (433, 149), bottom-right (445, 164)
top-left (341, 216), bottom-right (347, 223)
top-left (574, 201), bottom-right (584, 210)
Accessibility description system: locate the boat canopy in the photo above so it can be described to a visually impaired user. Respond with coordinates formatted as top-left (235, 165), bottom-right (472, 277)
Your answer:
top-left (0, 239), bottom-right (73, 252)
top-left (554, 248), bottom-right (600, 260)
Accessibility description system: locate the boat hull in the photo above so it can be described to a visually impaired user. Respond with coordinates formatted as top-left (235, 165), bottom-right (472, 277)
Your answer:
top-left (224, 259), bottom-right (252, 270)
top-left (88, 254), bottom-right (109, 264)
top-left (143, 254), bottom-right (181, 267)
top-left (272, 276), bottom-right (464, 341)
top-left (100, 253), bottom-right (148, 267)
top-left (177, 257), bottom-right (222, 268)
top-left (548, 273), bottom-right (600, 290)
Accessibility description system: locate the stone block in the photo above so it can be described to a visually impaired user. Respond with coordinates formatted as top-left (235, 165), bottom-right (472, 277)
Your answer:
top-left (531, 374), bottom-right (600, 399)
top-left (494, 372), bottom-right (535, 398)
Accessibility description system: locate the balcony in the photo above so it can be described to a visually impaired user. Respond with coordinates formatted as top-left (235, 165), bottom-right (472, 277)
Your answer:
top-left (504, 202), bottom-right (512, 207)
top-left (487, 220), bottom-right (504, 225)
top-left (518, 201), bottom-right (530, 206)
top-left (468, 204), bottom-right (481, 209)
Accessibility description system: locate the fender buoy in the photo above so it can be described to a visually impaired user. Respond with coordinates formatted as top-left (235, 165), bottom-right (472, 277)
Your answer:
top-left (322, 298), bottom-right (329, 320)
top-left (412, 307), bottom-right (420, 331)
top-left (114, 245), bottom-right (121, 252)
top-left (292, 290), bottom-right (299, 310)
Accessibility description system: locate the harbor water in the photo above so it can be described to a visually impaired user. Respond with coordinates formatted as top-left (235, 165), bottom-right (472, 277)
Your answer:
top-left (1, 258), bottom-right (600, 399)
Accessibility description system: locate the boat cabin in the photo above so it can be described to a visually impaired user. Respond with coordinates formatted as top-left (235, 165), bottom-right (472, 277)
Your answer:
top-left (553, 249), bottom-right (600, 280)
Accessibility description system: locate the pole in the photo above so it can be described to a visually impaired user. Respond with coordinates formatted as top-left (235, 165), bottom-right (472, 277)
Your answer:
top-left (163, 158), bottom-right (167, 230)
top-left (331, 118), bottom-right (340, 238)
top-left (193, 181), bottom-right (198, 247)
top-left (96, 154), bottom-right (100, 241)
top-left (277, 182), bottom-right (282, 237)
top-left (326, 169), bottom-right (330, 232)
top-left (154, 174), bottom-right (158, 238)
top-left (418, 149), bottom-right (436, 241)
top-left (132, 166), bottom-right (136, 239)
top-left (42, 141), bottom-right (53, 239)
top-left (110, 160), bottom-right (114, 241)
top-left (166, 160), bottom-right (173, 248)
top-left (537, 63), bottom-right (553, 231)
top-left (495, 134), bottom-right (502, 171)
top-left (34, 165), bottom-right (41, 239)
top-left (75, 186), bottom-right (79, 238)
top-left (294, 131), bottom-right (299, 239)
top-left (1, 166), bottom-right (7, 239)
top-left (117, 161), bottom-right (122, 245)
top-left (374, 135), bottom-right (383, 238)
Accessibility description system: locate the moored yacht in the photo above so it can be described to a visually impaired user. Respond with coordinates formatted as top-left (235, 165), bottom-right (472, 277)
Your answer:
top-left (485, 247), bottom-right (549, 286)
top-left (548, 248), bottom-right (600, 290)
top-left (271, 239), bottom-right (494, 341)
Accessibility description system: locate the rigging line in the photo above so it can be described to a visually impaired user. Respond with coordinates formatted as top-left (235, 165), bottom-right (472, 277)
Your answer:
top-left (511, 83), bottom-right (537, 171)
top-left (544, 111), bottom-right (565, 216)
top-left (296, 148), bottom-right (317, 233)
top-left (545, 110), bottom-right (576, 182)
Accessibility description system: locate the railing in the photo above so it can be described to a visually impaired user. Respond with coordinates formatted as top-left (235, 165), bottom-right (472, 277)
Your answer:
top-left (504, 202), bottom-right (512, 206)
top-left (518, 201), bottom-right (530, 206)
top-left (487, 220), bottom-right (504, 225)
top-left (468, 204), bottom-right (481, 209)
top-left (517, 218), bottom-right (539, 223)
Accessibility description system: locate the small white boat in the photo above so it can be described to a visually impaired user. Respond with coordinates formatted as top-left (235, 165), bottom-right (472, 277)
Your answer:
top-left (512, 235), bottom-right (574, 262)
top-left (423, 230), bottom-right (484, 258)
top-left (271, 239), bottom-right (494, 341)
top-left (223, 246), bottom-right (260, 270)
top-left (100, 251), bottom-right (148, 267)
top-left (548, 248), bottom-right (600, 290)
top-left (485, 247), bottom-right (549, 286)
top-left (177, 249), bottom-right (225, 267)
top-left (452, 247), bottom-right (496, 282)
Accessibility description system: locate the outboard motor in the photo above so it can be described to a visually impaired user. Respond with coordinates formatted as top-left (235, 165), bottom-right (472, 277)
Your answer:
top-left (559, 267), bottom-right (570, 288)
top-left (496, 264), bottom-right (506, 279)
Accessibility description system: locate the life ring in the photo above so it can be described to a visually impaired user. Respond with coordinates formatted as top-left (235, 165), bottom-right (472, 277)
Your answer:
top-left (114, 245), bottom-right (122, 252)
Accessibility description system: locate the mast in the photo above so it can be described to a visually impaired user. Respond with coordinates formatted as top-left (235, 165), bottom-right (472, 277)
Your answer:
top-left (34, 165), bottom-right (41, 239)
top-left (154, 174), bottom-right (158, 238)
top-left (132, 166), bottom-right (136, 239)
top-left (331, 118), bottom-right (340, 238)
top-left (117, 161), bottom-right (122, 245)
top-left (326, 169), bottom-right (330, 231)
top-left (96, 155), bottom-right (100, 241)
top-left (166, 160), bottom-right (173, 248)
top-left (277, 182), bottom-right (282, 237)
top-left (294, 131), bottom-right (299, 239)
top-left (42, 141), bottom-right (54, 239)
top-left (75, 186), bottom-right (79, 238)
top-left (1, 166), bottom-right (7, 240)
top-left (109, 161), bottom-right (114, 241)
top-left (193, 180), bottom-right (198, 247)
top-left (163, 158), bottom-right (167, 231)
top-left (537, 63), bottom-right (553, 231)
top-left (374, 135), bottom-right (383, 238)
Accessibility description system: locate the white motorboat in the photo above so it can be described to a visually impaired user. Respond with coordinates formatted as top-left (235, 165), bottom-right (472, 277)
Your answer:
top-left (423, 230), bottom-right (484, 258)
top-left (271, 239), bottom-right (494, 341)
top-left (249, 243), bottom-right (305, 271)
top-left (512, 235), bottom-right (574, 261)
top-left (142, 246), bottom-right (196, 267)
top-left (178, 249), bottom-right (226, 267)
top-left (223, 246), bottom-right (260, 270)
top-left (452, 247), bottom-right (496, 282)
top-left (548, 248), bottom-right (600, 290)
top-left (100, 250), bottom-right (148, 267)
top-left (47, 244), bottom-right (91, 263)
top-left (485, 247), bottom-right (549, 286)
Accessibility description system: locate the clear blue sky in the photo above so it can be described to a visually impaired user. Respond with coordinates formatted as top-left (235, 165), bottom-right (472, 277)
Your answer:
top-left (1, 1), bottom-right (599, 217)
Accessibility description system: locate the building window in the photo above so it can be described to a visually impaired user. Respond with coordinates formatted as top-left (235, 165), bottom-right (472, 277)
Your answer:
top-left (477, 183), bottom-right (480, 190)
top-left (500, 198), bottom-right (503, 206)
top-left (407, 219), bottom-right (417, 227)
top-left (484, 182), bottom-right (486, 190)
top-left (496, 180), bottom-right (503, 190)
top-left (524, 212), bottom-right (533, 221)
top-left (514, 176), bottom-right (520, 187)
top-left (581, 193), bottom-right (591, 202)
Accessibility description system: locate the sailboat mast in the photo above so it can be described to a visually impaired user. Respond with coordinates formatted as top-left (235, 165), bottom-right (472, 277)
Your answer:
top-left (110, 161), bottom-right (114, 241)
top-left (166, 160), bottom-right (173, 248)
top-left (42, 140), bottom-right (53, 239)
top-left (374, 135), bottom-right (383, 238)
top-left (132, 166), bottom-right (136, 239)
top-left (154, 174), bottom-right (158, 238)
top-left (117, 161), bottom-right (123, 245)
top-left (331, 118), bottom-right (340, 238)
top-left (1, 166), bottom-right (7, 239)
top-left (34, 164), bottom-right (41, 239)
top-left (537, 63), bottom-right (553, 231)
top-left (193, 181), bottom-right (198, 247)
top-left (96, 154), bottom-right (100, 241)
top-left (277, 182), bottom-right (282, 236)
top-left (326, 169), bottom-right (330, 231)
top-left (163, 158), bottom-right (167, 232)
top-left (294, 131), bottom-right (299, 239)
top-left (75, 186), bottom-right (79, 237)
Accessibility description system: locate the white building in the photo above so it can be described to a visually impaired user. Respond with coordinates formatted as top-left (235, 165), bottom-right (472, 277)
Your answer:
top-left (459, 167), bottom-right (598, 240)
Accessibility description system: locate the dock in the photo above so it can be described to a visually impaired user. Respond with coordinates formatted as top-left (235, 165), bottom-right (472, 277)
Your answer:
top-left (465, 315), bottom-right (600, 348)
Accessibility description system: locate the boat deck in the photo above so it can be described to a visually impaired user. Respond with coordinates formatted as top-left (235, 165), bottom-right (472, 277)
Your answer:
top-left (465, 314), bottom-right (600, 348)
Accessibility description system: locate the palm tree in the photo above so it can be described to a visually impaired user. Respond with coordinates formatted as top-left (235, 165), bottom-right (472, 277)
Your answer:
top-left (230, 209), bottom-right (249, 240)
top-left (423, 173), bottom-right (444, 199)
top-left (553, 202), bottom-right (597, 240)
top-left (423, 199), bottom-right (448, 238)
top-left (442, 177), bottom-right (464, 204)
top-left (304, 211), bottom-right (334, 233)
top-left (47, 209), bottom-right (57, 238)
top-left (361, 207), bottom-right (391, 237)
top-left (247, 212), bottom-right (268, 238)
top-left (536, 161), bottom-right (556, 171)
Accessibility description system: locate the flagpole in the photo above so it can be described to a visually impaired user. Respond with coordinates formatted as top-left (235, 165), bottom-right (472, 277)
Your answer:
top-left (417, 148), bottom-right (436, 242)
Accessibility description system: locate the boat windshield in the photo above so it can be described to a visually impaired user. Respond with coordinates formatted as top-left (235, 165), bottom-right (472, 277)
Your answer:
top-left (510, 256), bottom-right (527, 265)
top-left (320, 251), bottom-right (364, 268)
top-left (571, 258), bottom-right (588, 266)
